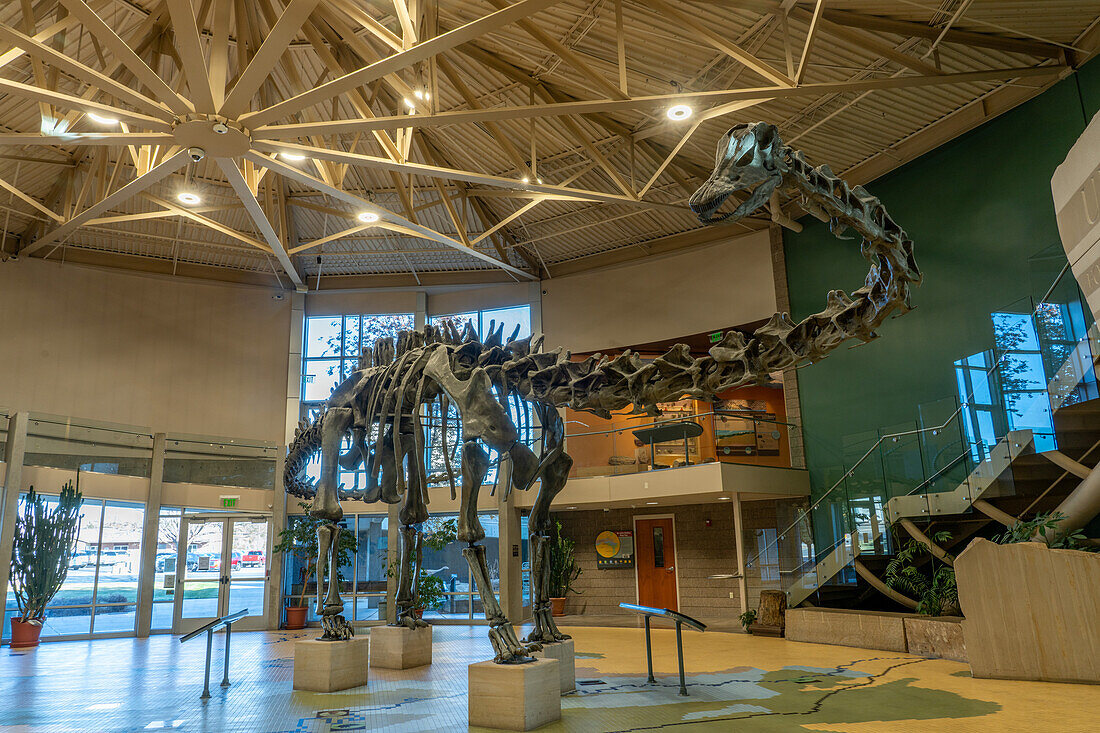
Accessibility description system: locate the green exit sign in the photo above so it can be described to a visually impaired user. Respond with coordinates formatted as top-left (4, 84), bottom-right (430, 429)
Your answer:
top-left (709, 331), bottom-right (724, 344)
top-left (220, 495), bottom-right (239, 509)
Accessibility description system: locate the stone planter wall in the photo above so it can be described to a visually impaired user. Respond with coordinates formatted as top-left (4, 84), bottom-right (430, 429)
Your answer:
top-left (785, 607), bottom-right (967, 661)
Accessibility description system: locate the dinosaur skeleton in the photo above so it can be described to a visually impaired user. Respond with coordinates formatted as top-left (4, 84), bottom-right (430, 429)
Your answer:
top-left (284, 122), bottom-right (921, 662)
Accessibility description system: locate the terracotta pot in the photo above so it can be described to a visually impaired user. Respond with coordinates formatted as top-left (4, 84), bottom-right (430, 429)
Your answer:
top-left (412, 608), bottom-right (424, 619)
top-left (550, 597), bottom-right (566, 617)
top-left (284, 606), bottom-right (308, 630)
top-left (10, 617), bottom-right (43, 649)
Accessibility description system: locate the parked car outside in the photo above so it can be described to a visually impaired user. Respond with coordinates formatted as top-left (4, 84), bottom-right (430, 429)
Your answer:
top-left (242, 549), bottom-right (265, 567)
top-left (68, 551), bottom-right (95, 570)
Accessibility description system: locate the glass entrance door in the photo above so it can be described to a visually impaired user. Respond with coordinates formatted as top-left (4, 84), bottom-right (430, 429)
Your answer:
top-left (172, 515), bottom-right (269, 634)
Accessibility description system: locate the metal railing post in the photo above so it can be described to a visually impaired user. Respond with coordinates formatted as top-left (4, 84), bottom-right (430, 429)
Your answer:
top-left (202, 628), bottom-right (213, 700)
top-left (221, 621), bottom-right (233, 688)
top-left (644, 615), bottom-right (655, 683)
top-left (675, 620), bottom-right (687, 696)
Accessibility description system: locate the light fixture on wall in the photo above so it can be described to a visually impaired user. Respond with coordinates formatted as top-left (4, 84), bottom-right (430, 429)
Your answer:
top-left (357, 211), bottom-right (380, 223)
top-left (177, 192), bottom-right (201, 205)
top-left (666, 104), bottom-right (692, 121)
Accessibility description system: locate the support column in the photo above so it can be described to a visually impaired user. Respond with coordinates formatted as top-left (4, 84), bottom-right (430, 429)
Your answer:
top-left (529, 281), bottom-right (543, 335)
top-left (415, 292), bottom-right (427, 330)
top-left (284, 292), bottom-right (306, 446)
top-left (0, 412), bottom-right (29, 633)
top-left (497, 459), bottom-right (523, 622)
top-left (732, 492), bottom-right (748, 617)
top-left (136, 433), bottom-right (166, 637)
top-left (769, 224), bottom-right (806, 469)
top-left (267, 451), bottom-right (287, 629)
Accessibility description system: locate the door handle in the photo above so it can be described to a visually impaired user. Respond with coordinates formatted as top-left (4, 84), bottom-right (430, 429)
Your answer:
top-left (666, 566), bottom-right (675, 572)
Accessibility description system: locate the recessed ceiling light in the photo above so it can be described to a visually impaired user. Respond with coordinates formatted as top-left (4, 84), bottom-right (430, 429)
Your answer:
top-left (403, 97), bottom-right (415, 109)
top-left (280, 153), bottom-right (306, 161)
top-left (521, 176), bottom-right (530, 183)
top-left (177, 192), bottom-right (201, 205)
top-left (87, 112), bottom-right (118, 125)
top-left (718, 496), bottom-right (730, 500)
top-left (414, 89), bottom-right (425, 100)
top-left (357, 212), bottom-right (380, 223)
top-left (666, 104), bottom-right (692, 121)
top-left (566, 506), bottom-right (576, 510)
top-left (645, 501), bottom-right (658, 505)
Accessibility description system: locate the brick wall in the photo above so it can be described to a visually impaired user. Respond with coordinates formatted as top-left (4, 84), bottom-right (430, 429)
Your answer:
top-left (552, 503), bottom-right (744, 623)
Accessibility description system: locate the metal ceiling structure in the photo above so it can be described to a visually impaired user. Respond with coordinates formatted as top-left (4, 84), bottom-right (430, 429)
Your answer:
top-left (0, 0), bottom-right (1097, 289)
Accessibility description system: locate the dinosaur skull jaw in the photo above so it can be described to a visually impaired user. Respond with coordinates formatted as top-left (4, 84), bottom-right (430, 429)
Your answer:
top-left (689, 122), bottom-right (780, 223)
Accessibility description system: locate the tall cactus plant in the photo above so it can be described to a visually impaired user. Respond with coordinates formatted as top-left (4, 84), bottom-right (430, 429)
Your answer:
top-left (11, 482), bottom-right (83, 623)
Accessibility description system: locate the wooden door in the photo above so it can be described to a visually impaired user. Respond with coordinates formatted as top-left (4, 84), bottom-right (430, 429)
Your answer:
top-left (635, 517), bottom-right (678, 611)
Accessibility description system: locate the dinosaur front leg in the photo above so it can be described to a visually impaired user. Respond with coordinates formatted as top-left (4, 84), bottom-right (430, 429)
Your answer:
top-left (312, 407), bottom-right (353, 523)
top-left (525, 450), bottom-right (574, 645)
top-left (318, 521), bottom-right (353, 640)
top-left (315, 522), bottom-right (335, 616)
top-left (461, 440), bottom-right (539, 663)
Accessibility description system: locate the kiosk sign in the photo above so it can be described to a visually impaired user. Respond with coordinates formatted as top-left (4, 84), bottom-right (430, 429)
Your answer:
top-left (596, 530), bottom-right (634, 569)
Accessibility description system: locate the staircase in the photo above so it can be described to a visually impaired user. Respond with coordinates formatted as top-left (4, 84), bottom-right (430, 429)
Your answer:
top-left (782, 324), bottom-right (1100, 609)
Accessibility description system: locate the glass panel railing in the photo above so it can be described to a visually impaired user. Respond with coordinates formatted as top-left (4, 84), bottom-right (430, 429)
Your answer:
top-left (23, 414), bottom-right (154, 479)
top-left (761, 256), bottom-right (1097, 606)
top-left (564, 407), bottom-right (796, 478)
top-left (164, 435), bottom-right (278, 490)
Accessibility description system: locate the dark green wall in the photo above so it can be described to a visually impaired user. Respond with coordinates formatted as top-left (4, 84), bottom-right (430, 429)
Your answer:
top-left (784, 61), bottom-right (1100, 511)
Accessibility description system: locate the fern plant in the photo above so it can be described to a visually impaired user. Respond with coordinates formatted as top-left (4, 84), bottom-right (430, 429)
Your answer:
top-left (738, 609), bottom-right (757, 629)
top-left (883, 529), bottom-right (958, 616)
top-left (994, 511), bottom-right (1097, 551)
top-left (11, 482), bottom-right (83, 622)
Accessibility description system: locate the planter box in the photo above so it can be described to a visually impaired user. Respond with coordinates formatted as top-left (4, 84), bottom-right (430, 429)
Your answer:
top-left (787, 607), bottom-right (967, 660)
top-left (903, 616), bottom-right (967, 662)
top-left (786, 607), bottom-right (908, 652)
top-left (956, 538), bottom-right (1100, 684)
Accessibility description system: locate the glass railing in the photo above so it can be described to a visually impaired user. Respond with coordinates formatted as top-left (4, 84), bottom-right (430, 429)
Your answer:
top-left (23, 413), bottom-right (155, 480)
top-left (564, 407), bottom-right (796, 478)
top-left (746, 258), bottom-right (1098, 594)
top-left (164, 434), bottom-right (279, 490)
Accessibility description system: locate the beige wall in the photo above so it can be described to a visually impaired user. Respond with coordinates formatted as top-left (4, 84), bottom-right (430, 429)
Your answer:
top-left (541, 230), bottom-right (776, 353)
top-left (0, 259), bottom-right (290, 442)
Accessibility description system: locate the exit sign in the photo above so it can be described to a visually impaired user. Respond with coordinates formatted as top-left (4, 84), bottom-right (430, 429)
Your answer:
top-left (220, 495), bottom-right (240, 509)
top-left (709, 331), bottom-right (724, 344)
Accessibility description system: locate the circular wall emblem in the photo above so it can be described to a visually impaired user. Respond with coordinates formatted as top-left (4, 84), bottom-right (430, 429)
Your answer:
top-left (595, 530), bottom-right (620, 558)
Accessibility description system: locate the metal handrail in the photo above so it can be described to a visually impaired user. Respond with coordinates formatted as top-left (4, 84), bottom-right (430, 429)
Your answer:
top-left (743, 262), bottom-right (1081, 574)
top-left (619, 602), bottom-right (706, 696)
top-left (180, 609), bottom-right (248, 699)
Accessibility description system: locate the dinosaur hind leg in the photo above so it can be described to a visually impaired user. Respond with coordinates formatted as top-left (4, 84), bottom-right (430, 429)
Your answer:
top-left (526, 450), bottom-right (573, 645)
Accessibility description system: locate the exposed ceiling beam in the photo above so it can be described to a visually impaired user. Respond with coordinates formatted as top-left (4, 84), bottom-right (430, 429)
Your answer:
top-left (217, 158), bottom-right (305, 286)
top-left (0, 76), bottom-right (174, 131)
top-left (0, 133), bottom-right (174, 146)
top-left (219, 0), bottom-right (323, 118)
top-left (240, 0), bottom-right (569, 128)
top-left (252, 140), bottom-right (688, 211)
top-left (819, 7), bottom-right (1066, 58)
top-left (165, 0), bottom-right (217, 113)
top-left (21, 148), bottom-right (191, 256)
top-left (246, 150), bottom-right (537, 279)
top-left (254, 64), bottom-right (1064, 137)
top-left (57, 0), bottom-right (194, 115)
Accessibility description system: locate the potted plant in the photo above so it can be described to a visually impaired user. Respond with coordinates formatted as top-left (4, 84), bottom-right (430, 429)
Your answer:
top-left (387, 518), bottom-right (457, 618)
top-left (271, 501), bottom-right (356, 629)
top-left (10, 482), bottom-right (83, 648)
top-left (738, 609), bottom-right (757, 633)
top-left (548, 520), bottom-right (582, 616)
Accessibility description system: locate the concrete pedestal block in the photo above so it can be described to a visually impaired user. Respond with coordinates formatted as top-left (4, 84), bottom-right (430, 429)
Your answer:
top-left (468, 658), bottom-right (561, 730)
top-left (903, 616), bottom-right (967, 662)
top-left (369, 625), bottom-right (432, 669)
top-left (533, 639), bottom-right (575, 693)
top-left (293, 637), bottom-right (369, 692)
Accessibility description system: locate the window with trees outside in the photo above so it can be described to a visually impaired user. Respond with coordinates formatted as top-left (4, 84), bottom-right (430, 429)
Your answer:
top-left (300, 313), bottom-right (415, 489)
top-left (427, 305), bottom-right (534, 486)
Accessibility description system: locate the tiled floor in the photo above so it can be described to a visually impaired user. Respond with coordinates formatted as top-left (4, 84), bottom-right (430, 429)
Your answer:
top-left (3, 623), bottom-right (1098, 732)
